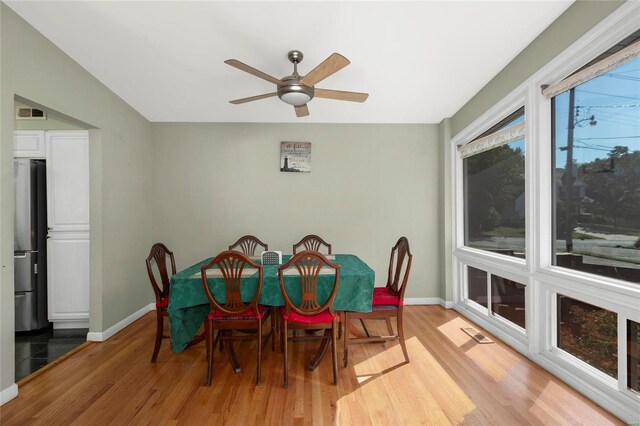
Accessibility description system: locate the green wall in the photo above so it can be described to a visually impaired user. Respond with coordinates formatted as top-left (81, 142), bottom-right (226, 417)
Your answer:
top-left (0, 4), bottom-right (153, 393)
top-left (151, 123), bottom-right (440, 301)
top-left (450, 0), bottom-right (625, 136)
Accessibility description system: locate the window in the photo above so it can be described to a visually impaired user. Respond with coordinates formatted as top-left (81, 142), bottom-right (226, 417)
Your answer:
top-left (491, 275), bottom-right (525, 329)
top-left (557, 295), bottom-right (617, 378)
top-left (629, 319), bottom-right (640, 393)
top-left (465, 265), bottom-right (525, 330)
top-left (467, 266), bottom-right (488, 308)
top-left (551, 56), bottom-right (640, 283)
top-left (463, 111), bottom-right (526, 259)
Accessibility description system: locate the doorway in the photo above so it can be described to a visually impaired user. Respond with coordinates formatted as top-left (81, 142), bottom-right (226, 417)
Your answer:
top-left (13, 100), bottom-right (92, 381)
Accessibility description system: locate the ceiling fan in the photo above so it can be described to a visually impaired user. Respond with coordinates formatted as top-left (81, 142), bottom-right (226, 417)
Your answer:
top-left (225, 50), bottom-right (369, 117)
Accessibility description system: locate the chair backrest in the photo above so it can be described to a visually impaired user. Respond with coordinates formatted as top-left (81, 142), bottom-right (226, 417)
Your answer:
top-left (278, 251), bottom-right (340, 317)
top-left (200, 250), bottom-right (263, 316)
top-left (386, 237), bottom-right (413, 301)
top-left (146, 243), bottom-right (177, 302)
top-left (292, 234), bottom-right (332, 255)
top-left (229, 235), bottom-right (268, 256)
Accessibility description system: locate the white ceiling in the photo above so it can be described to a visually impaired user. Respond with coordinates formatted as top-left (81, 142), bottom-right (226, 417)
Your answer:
top-left (6, 1), bottom-right (573, 123)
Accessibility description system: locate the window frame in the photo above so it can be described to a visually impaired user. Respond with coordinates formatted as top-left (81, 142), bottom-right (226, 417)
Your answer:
top-left (450, 2), bottom-right (640, 422)
top-left (461, 109), bottom-right (527, 260)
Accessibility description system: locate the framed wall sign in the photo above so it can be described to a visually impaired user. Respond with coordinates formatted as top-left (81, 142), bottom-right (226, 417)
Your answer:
top-left (280, 142), bottom-right (311, 173)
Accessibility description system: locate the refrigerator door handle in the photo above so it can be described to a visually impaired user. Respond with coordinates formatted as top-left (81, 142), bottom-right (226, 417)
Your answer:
top-left (14, 250), bottom-right (37, 259)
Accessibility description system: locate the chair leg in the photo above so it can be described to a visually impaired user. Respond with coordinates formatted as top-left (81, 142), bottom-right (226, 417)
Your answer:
top-left (359, 319), bottom-right (371, 338)
top-left (205, 320), bottom-right (210, 363)
top-left (331, 320), bottom-right (338, 385)
top-left (283, 320), bottom-right (289, 389)
top-left (385, 317), bottom-right (394, 336)
top-left (151, 310), bottom-right (163, 363)
top-left (343, 312), bottom-right (349, 368)
top-left (271, 308), bottom-right (276, 352)
top-left (206, 321), bottom-right (214, 386)
top-left (280, 314), bottom-right (285, 353)
top-left (397, 312), bottom-right (409, 363)
top-left (257, 318), bottom-right (262, 385)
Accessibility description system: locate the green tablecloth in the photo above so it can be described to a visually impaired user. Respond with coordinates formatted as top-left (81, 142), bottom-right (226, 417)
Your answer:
top-left (168, 254), bottom-right (375, 352)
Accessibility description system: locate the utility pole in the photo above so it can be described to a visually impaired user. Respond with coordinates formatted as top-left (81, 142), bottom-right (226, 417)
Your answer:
top-left (565, 88), bottom-right (576, 253)
top-left (562, 89), bottom-right (597, 254)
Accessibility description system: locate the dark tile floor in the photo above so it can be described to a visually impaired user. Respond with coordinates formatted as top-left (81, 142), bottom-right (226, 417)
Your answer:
top-left (15, 326), bottom-right (88, 381)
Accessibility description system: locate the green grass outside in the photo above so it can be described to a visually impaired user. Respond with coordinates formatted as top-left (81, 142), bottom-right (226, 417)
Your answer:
top-left (572, 250), bottom-right (640, 266)
top-left (479, 226), bottom-right (525, 238)
top-left (579, 223), bottom-right (640, 238)
top-left (573, 232), bottom-right (604, 240)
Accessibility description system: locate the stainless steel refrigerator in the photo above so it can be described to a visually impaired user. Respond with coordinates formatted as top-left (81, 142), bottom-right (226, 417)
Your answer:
top-left (14, 159), bottom-right (49, 332)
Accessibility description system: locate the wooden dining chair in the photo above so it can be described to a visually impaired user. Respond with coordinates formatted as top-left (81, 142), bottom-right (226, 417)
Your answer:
top-left (278, 251), bottom-right (341, 387)
top-left (292, 234), bottom-right (332, 255)
top-left (229, 235), bottom-right (268, 256)
top-left (201, 250), bottom-right (273, 385)
top-left (145, 243), bottom-right (177, 363)
top-left (343, 237), bottom-right (413, 366)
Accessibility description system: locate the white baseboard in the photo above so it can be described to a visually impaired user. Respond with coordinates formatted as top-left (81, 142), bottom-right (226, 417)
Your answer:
top-left (405, 297), bottom-right (440, 305)
top-left (404, 298), bottom-right (453, 308)
top-left (87, 303), bottom-right (155, 342)
top-left (53, 320), bottom-right (90, 330)
top-left (440, 299), bottom-right (454, 309)
top-left (1, 384), bottom-right (18, 405)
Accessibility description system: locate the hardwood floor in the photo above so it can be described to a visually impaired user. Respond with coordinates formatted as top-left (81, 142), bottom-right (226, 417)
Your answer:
top-left (1, 306), bottom-right (621, 425)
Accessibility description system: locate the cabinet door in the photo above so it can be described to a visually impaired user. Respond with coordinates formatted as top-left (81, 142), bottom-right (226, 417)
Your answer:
top-left (46, 131), bottom-right (90, 232)
top-left (47, 234), bottom-right (89, 322)
top-left (14, 131), bottom-right (46, 158)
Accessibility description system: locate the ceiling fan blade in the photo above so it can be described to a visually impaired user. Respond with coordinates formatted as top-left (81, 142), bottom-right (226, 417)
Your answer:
top-left (314, 88), bottom-right (369, 103)
top-left (229, 92), bottom-right (277, 105)
top-left (295, 104), bottom-right (309, 117)
top-left (224, 59), bottom-right (282, 85)
top-left (300, 53), bottom-right (350, 86)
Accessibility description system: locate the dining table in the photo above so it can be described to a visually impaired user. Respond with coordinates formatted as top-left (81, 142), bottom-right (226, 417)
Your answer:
top-left (168, 253), bottom-right (375, 369)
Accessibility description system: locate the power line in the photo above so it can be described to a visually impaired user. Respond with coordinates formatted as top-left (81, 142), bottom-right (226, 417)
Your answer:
top-left (587, 104), bottom-right (640, 108)
top-left (612, 68), bottom-right (640, 74)
top-left (605, 74), bottom-right (640, 82)
top-left (576, 89), bottom-right (640, 101)
top-left (575, 136), bottom-right (640, 140)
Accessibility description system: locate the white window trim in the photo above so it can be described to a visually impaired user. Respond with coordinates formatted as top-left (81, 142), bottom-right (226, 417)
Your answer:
top-left (458, 121), bottom-right (525, 159)
top-left (450, 2), bottom-right (640, 423)
top-left (542, 40), bottom-right (640, 99)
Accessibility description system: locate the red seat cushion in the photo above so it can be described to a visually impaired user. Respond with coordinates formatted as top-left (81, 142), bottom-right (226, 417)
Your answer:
top-left (372, 287), bottom-right (403, 306)
top-left (156, 297), bottom-right (169, 309)
top-left (281, 307), bottom-right (337, 325)
top-left (208, 305), bottom-right (266, 320)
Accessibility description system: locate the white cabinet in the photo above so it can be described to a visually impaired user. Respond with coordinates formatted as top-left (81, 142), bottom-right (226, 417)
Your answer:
top-left (47, 234), bottom-right (90, 325)
top-left (14, 131), bottom-right (46, 158)
top-left (46, 132), bottom-right (90, 233)
top-left (44, 131), bottom-right (90, 328)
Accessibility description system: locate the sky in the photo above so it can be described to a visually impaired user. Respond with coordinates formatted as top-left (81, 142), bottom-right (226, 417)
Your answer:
top-left (554, 56), bottom-right (640, 168)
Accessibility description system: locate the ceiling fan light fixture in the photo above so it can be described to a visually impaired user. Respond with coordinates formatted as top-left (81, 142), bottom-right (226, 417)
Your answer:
top-left (278, 82), bottom-right (314, 106)
top-left (280, 91), bottom-right (311, 106)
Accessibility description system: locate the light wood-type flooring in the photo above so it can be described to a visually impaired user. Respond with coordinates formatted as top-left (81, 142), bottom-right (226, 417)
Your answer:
top-left (0, 306), bottom-right (622, 425)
